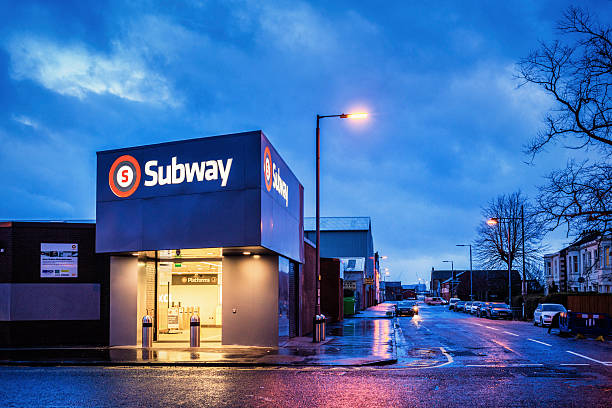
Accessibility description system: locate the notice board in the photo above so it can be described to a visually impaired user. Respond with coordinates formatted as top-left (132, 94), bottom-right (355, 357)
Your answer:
top-left (40, 243), bottom-right (78, 278)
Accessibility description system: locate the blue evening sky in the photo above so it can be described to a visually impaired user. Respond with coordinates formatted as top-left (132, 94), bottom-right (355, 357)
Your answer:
top-left (1, 0), bottom-right (609, 284)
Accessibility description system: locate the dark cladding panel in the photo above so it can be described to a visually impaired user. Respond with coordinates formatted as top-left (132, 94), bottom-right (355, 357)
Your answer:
top-left (140, 189), bottom-right (260, 251)
top-left (96, 200), bottom-right (143, 252)
top-left (260, 133), bottom-right (304, 263)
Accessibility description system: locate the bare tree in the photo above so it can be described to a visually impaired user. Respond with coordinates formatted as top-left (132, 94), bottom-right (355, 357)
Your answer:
top-left (517, 6), bottom-right (612, 235)
top-left (474, 192), bottom-right (546, 284)
top-left (538, 160), bottom-right (612, 235)
top-left (518, 6), bottom-right (611, 156)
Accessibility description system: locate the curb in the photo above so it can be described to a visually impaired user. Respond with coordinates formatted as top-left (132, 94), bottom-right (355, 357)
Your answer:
top-left (0, 358), bottom-right (398, 368)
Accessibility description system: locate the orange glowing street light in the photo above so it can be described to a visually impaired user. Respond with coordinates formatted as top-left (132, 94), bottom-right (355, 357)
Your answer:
top-left (486, 217), bottom-right (499, 226)
top-left (340, 112), bottom-right (368, 119)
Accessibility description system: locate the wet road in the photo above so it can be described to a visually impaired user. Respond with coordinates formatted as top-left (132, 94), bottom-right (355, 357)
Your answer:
top-left (0, 305), bottom-right (610, 407)
top-left (395, 303), bottom-right (612, 369)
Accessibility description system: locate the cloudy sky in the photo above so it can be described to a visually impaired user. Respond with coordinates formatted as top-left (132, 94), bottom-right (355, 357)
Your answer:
top-left (1, 0), bottom-right (609, 284)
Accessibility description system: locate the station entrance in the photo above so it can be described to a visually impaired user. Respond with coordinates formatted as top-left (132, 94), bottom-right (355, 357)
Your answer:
top-left (137, 248), bottom-right (223, 346)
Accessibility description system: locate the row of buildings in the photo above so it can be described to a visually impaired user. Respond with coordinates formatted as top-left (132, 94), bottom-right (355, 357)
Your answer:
top-left (544, 232), bottom-right (612, 294)
top-left (430, 268), bottom-right (523, 302)
top-left (0, 131), bottom-right (380, 348)
top-left (380, 281), bottom-right (426, 301)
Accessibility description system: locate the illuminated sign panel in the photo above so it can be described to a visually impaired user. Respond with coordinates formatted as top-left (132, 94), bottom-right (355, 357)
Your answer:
top-left (96, 131), bottom-right (304, 263)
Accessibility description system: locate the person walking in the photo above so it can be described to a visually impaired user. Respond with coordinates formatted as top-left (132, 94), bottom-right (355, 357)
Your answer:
top-left (547, 312), bottom-right (560, 334)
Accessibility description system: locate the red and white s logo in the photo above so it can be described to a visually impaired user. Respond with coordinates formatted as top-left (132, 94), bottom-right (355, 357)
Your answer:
top-left (264, 146), bottom-right (272, 192)
top-left (109, 155), bottom-right (141, 197)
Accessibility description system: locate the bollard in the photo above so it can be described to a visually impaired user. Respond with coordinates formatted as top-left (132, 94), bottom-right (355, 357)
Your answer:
top-left (142, 314), bottom-right (153, 348)
top-left (313, 315), bottom-right (321, 343)
top-left (320, 314), bottom-right (326, 341)
top-left (190, 314), bottom-right (201, 348)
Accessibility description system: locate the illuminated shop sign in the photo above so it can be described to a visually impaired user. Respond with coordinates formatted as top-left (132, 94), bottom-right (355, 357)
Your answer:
top-left (109, 155), bottom-right (233, 198)
top-left (172, 274), bottom-right (218, 285)
top-left (97, 131), bottom-right (304, 263)
top-left (263, 146), bottom-right (288, 207)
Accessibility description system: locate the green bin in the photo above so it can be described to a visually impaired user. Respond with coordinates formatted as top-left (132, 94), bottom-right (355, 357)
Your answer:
top-left (343, 297), bottom-right (356, 316)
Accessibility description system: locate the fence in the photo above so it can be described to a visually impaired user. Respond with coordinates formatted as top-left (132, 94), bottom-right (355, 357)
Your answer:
top-left (520, 293), bottom-right (612, 319)
top-left (567, 294), bottom-right (612, 316)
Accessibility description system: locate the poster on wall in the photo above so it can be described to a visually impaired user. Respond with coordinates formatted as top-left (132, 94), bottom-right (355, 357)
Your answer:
top-left (167, 307), bottom-right (179, 330)
top-left (40, 243), bottom-right (78, 278)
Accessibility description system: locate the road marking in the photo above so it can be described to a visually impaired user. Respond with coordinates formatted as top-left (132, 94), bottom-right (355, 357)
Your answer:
top-left (436, 347), bottom-right (453, 368)
top-left (560, 363), bottom-right (589, 366)
top-left (491, 339), bottom-right (515, 353)
top-left (527, 338), bottom-right (552, 347)
top-left (484, 325), bottom-right (499, 331)
top-left (566, 351), bottom-right (611, 366)
top-left (503, 331), bottom-right (519, 337)
top-left (466, 364), bottom-right (543, 367)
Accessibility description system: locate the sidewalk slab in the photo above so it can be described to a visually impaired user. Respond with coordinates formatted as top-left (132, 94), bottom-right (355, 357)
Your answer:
top-left (0, 304), bottom-right (397, 367)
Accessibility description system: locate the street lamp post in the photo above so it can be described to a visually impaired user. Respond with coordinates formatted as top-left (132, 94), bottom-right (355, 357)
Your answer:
top-left (521, 205), bottom-right (526, 296)
top-left (486, 214), bottom-right (526, 310)
top-left (442, 260), bottom-right (454, 297)
top-left (314, 112), bottom-right (367, 342)
top-left (457, 244), bottom-right (473, 300)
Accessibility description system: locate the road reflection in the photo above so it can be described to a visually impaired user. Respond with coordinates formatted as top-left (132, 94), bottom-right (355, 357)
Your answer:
top-left (372, 318), bottom-right (393, 358)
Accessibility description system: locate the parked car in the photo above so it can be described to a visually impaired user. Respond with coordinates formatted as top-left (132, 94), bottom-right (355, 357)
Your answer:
top-left (533, 303), bottom-right (567, 327)
top-left (448, 298), bottom-right (460, 310)
top-left (397, 301), bottom-right (419, 316)
top-left (484, 302), bottom-right (512, 320)
top-left (470, 301), bottom-right (481, 314)
top-left (463, 301), bottom-right (472, 313)
top-left (477, 302), bottom-right (493, 317)
top-left (425, 297), bottom-right (445, 305)
top-left (455, 301), bottom-right (466, 312)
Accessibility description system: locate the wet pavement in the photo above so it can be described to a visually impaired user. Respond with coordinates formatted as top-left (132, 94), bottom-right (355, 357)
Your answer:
top-left (0, 303), bottom-right (610, 407)
top-left (0, 303), bottom-right (396, 367)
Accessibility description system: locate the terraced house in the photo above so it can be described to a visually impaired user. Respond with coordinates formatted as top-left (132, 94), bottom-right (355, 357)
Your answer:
top-left (544, 232), bottom-right (612, 293)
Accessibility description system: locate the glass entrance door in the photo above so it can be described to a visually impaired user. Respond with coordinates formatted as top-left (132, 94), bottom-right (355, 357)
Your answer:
top-left (156, 248), bottom-right (222, 344)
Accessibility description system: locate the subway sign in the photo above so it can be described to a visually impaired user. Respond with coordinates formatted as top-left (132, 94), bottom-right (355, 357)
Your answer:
top-left (108, 154), bottom-right (233, 198)
top-left (96, 131), bottom-right (303, 263)
top-left (263, 146), bottom-right (288, 207)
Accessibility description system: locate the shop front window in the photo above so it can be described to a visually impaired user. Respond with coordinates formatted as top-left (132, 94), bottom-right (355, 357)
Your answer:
top-left (279, 256), bottom-right (289, 338)
top-left (156, 248), bottom-right (223, 344)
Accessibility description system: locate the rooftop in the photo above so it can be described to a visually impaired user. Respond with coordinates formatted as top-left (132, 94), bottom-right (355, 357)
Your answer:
top-left (304, 217), bottom-right (371, 231)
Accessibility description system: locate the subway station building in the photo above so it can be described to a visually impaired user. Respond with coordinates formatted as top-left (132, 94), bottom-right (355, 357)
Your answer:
top-left (1, 131), bottom-right (307, 348)
top-left (98, 131), bottom-right (303, 347)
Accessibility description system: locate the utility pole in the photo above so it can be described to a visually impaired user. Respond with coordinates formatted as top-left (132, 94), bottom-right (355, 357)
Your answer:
top-left (456, 244), bottom-right (473, 300)
top-left (521, 205), bottom-right (526, 297)
top-left (469, 245), bottom-right (473, 301)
